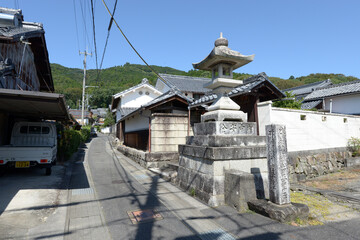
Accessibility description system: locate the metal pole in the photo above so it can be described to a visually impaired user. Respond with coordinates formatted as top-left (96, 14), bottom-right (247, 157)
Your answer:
top-left (79, 50), bottom-right (92, 125)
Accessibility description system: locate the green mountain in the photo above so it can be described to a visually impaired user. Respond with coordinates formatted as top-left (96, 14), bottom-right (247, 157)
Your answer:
top-left (51, 63), bottom-right (359, 108)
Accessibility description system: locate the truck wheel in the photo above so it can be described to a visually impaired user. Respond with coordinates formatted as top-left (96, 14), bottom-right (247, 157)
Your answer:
top-left (45, 167), bottom-right (52, 176)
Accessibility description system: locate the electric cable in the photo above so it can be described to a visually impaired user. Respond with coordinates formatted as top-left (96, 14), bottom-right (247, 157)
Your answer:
top-left (98, 0), bottom-right (118, 83)
top-left (79, 0), bottom-right (93, 53)
top-left (101, 0), bottom-right (172, 88)
top-left (72, 0), bottom-right (81, 52)
top-left (91, 0), bottom-right (99, 82)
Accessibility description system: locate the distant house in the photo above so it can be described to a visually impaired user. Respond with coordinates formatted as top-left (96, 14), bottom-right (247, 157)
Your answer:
top-left (283, 79), bottom-right (332, 101)
top-left (155, 73), bottom-right (211, 100)
top-left (0, 7), bottom-right (70, 145)
top-left (69, 109), bottom-right (93, 125)
top-left (111, 78), bottom-right (163, 123)
top-left (91, 108), bottom-right (108, 125)
top-left (302, 80), bottom-right (360, 115)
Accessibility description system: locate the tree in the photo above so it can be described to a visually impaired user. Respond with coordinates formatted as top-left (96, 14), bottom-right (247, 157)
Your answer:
top-left (289, 75), bottom-right (295, 79)
top-left (272, 92), bottom-right (302, 109)
top-left (103, 110), bottom-right (115, 127)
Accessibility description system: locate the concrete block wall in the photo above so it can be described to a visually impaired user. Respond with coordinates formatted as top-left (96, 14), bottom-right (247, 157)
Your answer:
top-left (151, 113), bottom-right (188, 152)
top-left (258, 101), bottom-right (360, 152)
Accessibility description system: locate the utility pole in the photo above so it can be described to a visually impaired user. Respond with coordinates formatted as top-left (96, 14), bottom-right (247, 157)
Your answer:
top-left (79, 50), bottom-right (92, 125)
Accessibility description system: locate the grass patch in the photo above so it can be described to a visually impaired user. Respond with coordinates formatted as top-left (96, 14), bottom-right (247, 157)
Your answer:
top-left (290, 191), bottom-right (334, 226)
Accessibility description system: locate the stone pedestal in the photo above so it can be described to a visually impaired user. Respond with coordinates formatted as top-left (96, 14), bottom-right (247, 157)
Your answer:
top-left (177, 121), bottom-right (269, 206)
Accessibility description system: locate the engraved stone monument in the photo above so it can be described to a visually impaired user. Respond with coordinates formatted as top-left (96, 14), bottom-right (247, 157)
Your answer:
top-left (266, 124), bottom-right (290, 205)
top-left (248, 124), bottom-right (309, 222)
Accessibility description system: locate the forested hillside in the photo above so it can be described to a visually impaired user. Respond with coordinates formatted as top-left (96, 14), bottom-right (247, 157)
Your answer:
top-left (51, 63), bottom-right (359, 109)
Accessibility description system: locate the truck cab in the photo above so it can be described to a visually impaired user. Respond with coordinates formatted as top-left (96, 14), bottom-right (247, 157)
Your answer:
top-left (0, 121), bottom-right (58, 175)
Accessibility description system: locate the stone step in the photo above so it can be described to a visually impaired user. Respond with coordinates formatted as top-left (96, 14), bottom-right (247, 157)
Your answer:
top-left (186, 135), bottom-right (266, 147)
top-left (178, 144), bottom-right (267, 160)
top-left (194, 121), bottom-right (257, 136)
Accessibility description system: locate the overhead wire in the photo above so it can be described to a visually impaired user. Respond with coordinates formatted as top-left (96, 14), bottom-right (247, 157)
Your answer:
top-left (72, 0), bottom-right (81, 52)
top-left (98, 0), bottom-right (118, 82)
top-left (90, 0), bottom-right (99, 82)
top-left (79, 0), bottom-right (93, 52)
top-left (101, 0), bottom-right (171, 87)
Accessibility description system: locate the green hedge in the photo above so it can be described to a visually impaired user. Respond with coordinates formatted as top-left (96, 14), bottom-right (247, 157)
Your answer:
top-left (58, 126), bottom-right (91, 160)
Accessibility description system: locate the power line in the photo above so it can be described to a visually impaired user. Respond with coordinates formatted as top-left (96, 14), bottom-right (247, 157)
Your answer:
top-left (72, 0), bottom-right (80, 52)
top-left (101, 0), bottom-right (171, 87)
top-left (90, 0), bottom-right (99, 81)
top-left (98, 0), bottom-right (118, 82)
top-left (79, 0), bottom-right (93, 53)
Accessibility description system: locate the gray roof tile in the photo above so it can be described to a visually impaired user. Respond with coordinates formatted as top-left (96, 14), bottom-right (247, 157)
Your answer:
top-left (159, 73), bottom-right (211, 94)
top-left (113, 78), bottom-right (160, 99)
top-left (304, 80), bottom-right (360, 101)
top-left (301, 100), bottom-right (322, 109)
top-left (0, 22), bottom-right (43, 39)
top-left (283, 79), bottom-right (332, 97)
top-left (190, 72), bottom-right (284, 107)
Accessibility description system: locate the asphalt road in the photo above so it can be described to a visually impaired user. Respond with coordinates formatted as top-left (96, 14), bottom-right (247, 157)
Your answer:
top-left (85, 135), bottom-right (198, 240)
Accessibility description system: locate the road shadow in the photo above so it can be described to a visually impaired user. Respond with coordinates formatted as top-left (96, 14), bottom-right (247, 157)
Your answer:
top-left (0, 141), bottom-right (91, 215)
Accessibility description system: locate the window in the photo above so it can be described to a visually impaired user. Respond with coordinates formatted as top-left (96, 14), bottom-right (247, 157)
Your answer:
top-left (300, 115), bottom-right (306, 120)
top-left (145, 91), bottom-right (149, 95)
top-left (139, 91), bottom-right (143, 95)
top-left (344, 118), bottom-right (348, 123)
top-left (20, 126), bottom-right (28, 134)
top-left (322, 116), bottom-right (327, 122)
top-left (42, 127), bottom-right (50, 134)
top-left (29, 126), bottom-right (41, 134)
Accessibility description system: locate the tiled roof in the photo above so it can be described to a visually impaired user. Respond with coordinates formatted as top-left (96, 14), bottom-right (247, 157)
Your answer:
top-left (158, 73), bottom-right (211, 94)
top-left (91, 108), bottom-right (108, 117)
top-left (69, 109), bottom-right (91, 119)
top-left (190, 72), bottom-right (285, 107)
top-left (0, 22), bottom-right (44, 40)
top-left (120, 107), bottom-right (138, 117)
top-left (304, 80), bottom-right (360, 101)
top-left (113, 78), bottom-right (161, 99)
top-left (283, 79), bottom-right (332, 97)
top-left (121, 89), bottom-right (192, 120)
top-left (301, 100), bottom-right (322, 110)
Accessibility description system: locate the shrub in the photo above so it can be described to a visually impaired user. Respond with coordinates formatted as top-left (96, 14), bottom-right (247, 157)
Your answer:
top-left (80, 125), bottom-right (91, 142)
top-left (348, 137), bottom-right (360, 157)
top-left (58, 128), bottom-right (82, 160)
top-left (272, 91), bottom-right (302, 109)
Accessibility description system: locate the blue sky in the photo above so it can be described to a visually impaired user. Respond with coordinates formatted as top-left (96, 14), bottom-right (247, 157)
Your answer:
top-left (2, 0), bottom-right (360, 79)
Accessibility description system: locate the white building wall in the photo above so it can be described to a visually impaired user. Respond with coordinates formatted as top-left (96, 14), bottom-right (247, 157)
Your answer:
top-left (324, 94), bottom-right (360, 115)
top-left (258, 101), bottom-right (360, 152)
top-left (121, 87), bottom-right (160, 108)
top-left (124, 110), bottom-right (151, 132)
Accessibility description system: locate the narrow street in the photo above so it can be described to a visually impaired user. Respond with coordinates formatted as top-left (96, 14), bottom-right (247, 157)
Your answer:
top-left (2, 134), bottom-right (360, 239)
top-left (66, 134), bottom-right (197, 239)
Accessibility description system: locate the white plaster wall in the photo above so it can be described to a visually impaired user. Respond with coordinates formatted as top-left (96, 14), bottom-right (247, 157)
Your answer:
top-left (124, 110), bottom-right (151, 132)
top-left (258, 101), bottom-right (360, 152)
top-left (121, 87), bottom-right (161, 108)
top-left (324, 94), bottom-right (360, 115)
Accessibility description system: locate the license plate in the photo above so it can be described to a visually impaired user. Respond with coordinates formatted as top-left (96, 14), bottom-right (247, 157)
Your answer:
top-left (15, 161), bottom-right (30, 168)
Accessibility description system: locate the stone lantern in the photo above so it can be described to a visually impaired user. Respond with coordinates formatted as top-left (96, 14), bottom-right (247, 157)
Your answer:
top-left (193, 33), bottom-right (254, 95)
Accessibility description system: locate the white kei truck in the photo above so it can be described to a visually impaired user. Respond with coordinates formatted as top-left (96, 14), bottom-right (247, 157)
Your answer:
top-left (0, 121), bottom-right (57, 175)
